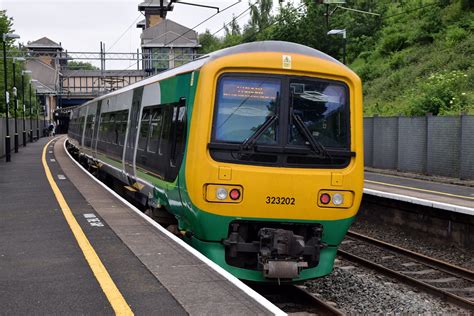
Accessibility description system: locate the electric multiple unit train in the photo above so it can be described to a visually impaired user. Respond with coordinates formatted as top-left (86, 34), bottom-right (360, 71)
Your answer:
top-left (67, 41), bottom-right (364, 282)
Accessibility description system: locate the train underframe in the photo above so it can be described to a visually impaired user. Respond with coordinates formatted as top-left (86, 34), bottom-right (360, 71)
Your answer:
top-left (223, 221), bottom-right (326, 280)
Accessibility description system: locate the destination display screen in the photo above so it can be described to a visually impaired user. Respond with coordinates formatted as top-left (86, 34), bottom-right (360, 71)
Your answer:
top-left (221, 79), bottom-right (280, 101)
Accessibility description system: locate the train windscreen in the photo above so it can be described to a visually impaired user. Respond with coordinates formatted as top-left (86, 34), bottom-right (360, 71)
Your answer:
top-left (210, 74), bottom-right (352, 168)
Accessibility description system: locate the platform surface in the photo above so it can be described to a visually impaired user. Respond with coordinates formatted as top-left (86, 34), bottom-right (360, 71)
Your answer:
top-left (0, 136), bottom-right (276, 315)
top-left (364, 172), bottom-right (474, 214)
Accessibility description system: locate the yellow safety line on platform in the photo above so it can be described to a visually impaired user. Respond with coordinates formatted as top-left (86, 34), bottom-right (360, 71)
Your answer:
top-left (365, 179), bottom-right (474, 201)
top-left (41, 138), bottom-right (133, 316)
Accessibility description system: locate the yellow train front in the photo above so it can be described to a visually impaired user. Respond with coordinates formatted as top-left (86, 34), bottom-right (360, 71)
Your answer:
top-left (180, 41), bottom-right (364, 282)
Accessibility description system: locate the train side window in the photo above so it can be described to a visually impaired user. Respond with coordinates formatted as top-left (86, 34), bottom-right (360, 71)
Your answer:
top-left (99, 113), bottom-right (108, 143)
top-left (159, 107), bottom-right (172, 156)
top-left (170, 98), bottom-right (187, 167)
top-left (85, 114), bottom-right (95, 147)
top-left (138, 109), bottom-right (151, 151)
top-left (148, 108), bottom-right (163, 154)
top-left (118, 111), bottom-right (128, 146)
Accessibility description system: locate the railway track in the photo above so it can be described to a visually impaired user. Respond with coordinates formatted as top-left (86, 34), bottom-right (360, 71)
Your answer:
top-left (249, 283), bottom-right (344, 315)
top-left (338, 231), bottom-right (474, 311)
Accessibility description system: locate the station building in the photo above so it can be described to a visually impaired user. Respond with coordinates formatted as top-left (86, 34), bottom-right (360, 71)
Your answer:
top-left (24, 0), bottom-right (201, 132)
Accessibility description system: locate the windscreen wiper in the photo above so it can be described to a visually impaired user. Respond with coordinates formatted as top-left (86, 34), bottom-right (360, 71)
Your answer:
top-left (240, 115), bottom-right (278, 151)
top-left (292, 113), bottom-right (332, 159)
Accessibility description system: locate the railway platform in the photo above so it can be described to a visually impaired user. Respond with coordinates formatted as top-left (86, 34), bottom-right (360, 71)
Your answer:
top-left (364, 171), bottom-right (474, 215)
top-left (0, 136), bottom-right (280, 315)
top-left (361, 171), bottom-right (474, 249)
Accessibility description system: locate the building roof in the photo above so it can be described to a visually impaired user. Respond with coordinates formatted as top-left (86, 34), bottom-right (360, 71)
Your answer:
top-left (141, 19), bottom-right (200, 48)
top-left (32, 80), bottom-right (56, 95)
top-left (27, 37), bottom-right (63, 50)
top-left (138, 0), bottom-right (173, 14)
top-left (26, 59), bottom-right (59, 93)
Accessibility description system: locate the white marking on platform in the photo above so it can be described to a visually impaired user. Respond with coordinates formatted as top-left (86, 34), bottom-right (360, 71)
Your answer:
top-left (63, 139), bottom-right (285, 316)
top-left (83, 213), bottom-right (104, 227)
top-left (57, 174), bottom-right (66, 180)
top-left (364, 188), bottom-right (474, 216)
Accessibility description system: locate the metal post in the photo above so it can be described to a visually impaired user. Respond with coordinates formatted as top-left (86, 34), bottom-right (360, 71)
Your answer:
top-left (3, 39), bottom-right (11, 162)
top-left (325, 4), bottom-right (329, 29)
top-left (12, 60), bottom-right (18, 152)
top-left (36, 90), bottom-right (39, 140)
top-left (21, 72), bottom-right (26, 146)
top-left (43, 98), bottom-right (46, 135)
top-left (100, 41), bottom-right (104, 94)
top-left (29, 83), bottom-right (33, 142)
top-left (342, 37), bottom-right (346, 64)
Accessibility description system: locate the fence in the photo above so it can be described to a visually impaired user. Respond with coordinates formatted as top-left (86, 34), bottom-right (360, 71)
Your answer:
top-left (0, 118), bottom-right (47, 158)
top-left (364, 115), bottom-right (474, 180)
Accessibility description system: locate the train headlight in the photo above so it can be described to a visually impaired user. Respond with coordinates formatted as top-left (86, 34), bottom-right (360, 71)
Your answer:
top-left (332, 193), bottom-right (344, 205)
top-left (229, 189), bottom-right (241, 200)
top-left (318, 190), bottom-right (354, 208)
top-left (216, 188), bottom-right (228, 200)
top-left (320, 193), bottom-right (331, 205)
top-left (206, 184), bottom-right (243, 203)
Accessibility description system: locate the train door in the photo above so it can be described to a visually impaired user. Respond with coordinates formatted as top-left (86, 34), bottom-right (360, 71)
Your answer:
top-left (123, 87), bottom-right (143, 179)
top-left (91, 100), bottom-right (102, 157)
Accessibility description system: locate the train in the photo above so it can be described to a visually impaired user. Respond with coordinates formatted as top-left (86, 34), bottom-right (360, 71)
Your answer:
top-left (67, 41), bottom-right (364, 283)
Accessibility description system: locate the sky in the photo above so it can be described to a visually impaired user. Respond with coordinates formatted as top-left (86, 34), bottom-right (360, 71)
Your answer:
top-left (2, 0), bottom-right (296, 69)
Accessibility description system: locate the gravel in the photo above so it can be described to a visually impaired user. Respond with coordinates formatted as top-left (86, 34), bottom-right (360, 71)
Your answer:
top-left (351, 217), bottom-right (474, 271)
top-left (304, 259), bottom-right (468, 314)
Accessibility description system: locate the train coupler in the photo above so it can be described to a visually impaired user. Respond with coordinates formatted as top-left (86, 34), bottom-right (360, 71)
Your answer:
top-left (223, 222), bottom-right (325, 279)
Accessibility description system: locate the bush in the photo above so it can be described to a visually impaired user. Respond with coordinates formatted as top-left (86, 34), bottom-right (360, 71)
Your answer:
top-left (380, 33), bottom-right (408, 55)
top-left (407, 70), bottom-right (470, 115)
top-left (445, 26), bottom-right (468, 46)
top-left (389, 52), bottom-right (406, 70)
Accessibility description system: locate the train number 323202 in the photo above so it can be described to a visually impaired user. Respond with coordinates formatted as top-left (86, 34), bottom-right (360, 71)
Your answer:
top-left (265, 196), bottom-right (295, 205)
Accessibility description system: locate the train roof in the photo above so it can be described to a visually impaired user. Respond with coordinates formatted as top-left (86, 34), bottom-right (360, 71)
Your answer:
top-left (75, 41), bottom-right (345, 109)
top-left (207, 40), bottom-right (342, 65)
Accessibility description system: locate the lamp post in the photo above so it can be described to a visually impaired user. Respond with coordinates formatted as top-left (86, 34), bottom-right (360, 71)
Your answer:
top-left (35, 91), bottom-right (40, 140)
top-left (12, 57), bottom-right (25, 152)
top-left (30, 79), bottom-right (40, 140)
top-left (21, 70), bottom-right (31, 146)
top-left (2, 32), bottom-right (20, 162)
top-left (327, 29), bottom-right (347, 64)
top-left (28, 81), bottom-right (33, 142)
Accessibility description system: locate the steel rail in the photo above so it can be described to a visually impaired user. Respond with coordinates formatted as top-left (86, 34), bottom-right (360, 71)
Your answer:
top-left (347, 231), bottom-right (474, 282)
top-left (249, 283), bottom-right (344, 315)
top-left (338, 249), bottom-right (474, 311)
top-left (289, 285), bottom-right (345, 316)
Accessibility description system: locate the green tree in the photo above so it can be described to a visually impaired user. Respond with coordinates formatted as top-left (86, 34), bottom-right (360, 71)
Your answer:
top-left (198, 30), bottom-right (222, 54)
top-left (66, 61), bottom-right (99, 70)
top-left (249, 0), bottom-right (273, 31)
top-left (224, 15), bottom-right (241, 36)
